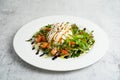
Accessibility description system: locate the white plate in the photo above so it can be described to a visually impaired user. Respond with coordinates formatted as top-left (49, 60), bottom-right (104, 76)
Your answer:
top-left (13, 15), bottom-right (109, 71)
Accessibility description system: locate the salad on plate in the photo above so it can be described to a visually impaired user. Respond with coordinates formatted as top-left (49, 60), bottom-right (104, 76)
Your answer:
top-left (26, 22), bottom-right (95, 60)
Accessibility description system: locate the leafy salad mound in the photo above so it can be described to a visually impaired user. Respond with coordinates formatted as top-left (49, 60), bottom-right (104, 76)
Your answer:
top-left (26, 22), bottom-right (95, 60)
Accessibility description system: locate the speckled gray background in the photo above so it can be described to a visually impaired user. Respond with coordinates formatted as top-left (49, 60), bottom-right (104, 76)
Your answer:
top-left (0, 0), bottom-right (120, 80)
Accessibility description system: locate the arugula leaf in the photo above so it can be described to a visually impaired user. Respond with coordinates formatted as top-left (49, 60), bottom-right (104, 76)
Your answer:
top-left (71, 24), bottom-right (79, 34)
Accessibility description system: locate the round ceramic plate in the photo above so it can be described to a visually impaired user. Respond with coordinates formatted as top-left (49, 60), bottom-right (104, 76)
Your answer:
top-left (13, 15), bottom-right (109, 71)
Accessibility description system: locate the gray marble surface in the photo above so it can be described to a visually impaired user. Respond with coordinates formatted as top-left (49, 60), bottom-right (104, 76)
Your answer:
top-left (0, 0), bottom-right (120, 80)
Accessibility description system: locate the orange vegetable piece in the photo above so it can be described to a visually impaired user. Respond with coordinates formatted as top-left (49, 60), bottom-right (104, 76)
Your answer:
top-left (41, 36), bottom-right (46, 41)
top-left (40, 42), bottom-right (48, 48)
top-left (69, 41), bottom-right (76, 45)
top-left (62, 50), bottom-right (68, 55)
top-left (51, 48), bottom-right (57, 55)
top-left (46, 28), bottom-right (51, 31)
top-left (36, 35), bottom-right (42, 43)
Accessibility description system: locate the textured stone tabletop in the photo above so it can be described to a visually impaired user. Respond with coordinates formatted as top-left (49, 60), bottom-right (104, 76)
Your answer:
top-left (0, 0), bottom-right (120, 80)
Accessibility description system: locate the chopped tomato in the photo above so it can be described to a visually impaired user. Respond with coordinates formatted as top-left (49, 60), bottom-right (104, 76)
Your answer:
top-left (40, 42), bottom-right (48, 48)
top-left (62, 50), bottom-right (68, 55)
top-left (60, 49), bottom-right (68, 55)
top-left (46, 28), bottom-right (51, 31)
top-left (51, 48), bottom-right (57, 55)
top-left (47, 44), bottom-right (51, 49)
top-left (69, 41), bottom-right (76, 45)
top-left (36, 35), bottom-right (42, 43)
top-left (41, 36), bottom-right (46, 41)
top-left (60, 48), bottom-right (63, 53)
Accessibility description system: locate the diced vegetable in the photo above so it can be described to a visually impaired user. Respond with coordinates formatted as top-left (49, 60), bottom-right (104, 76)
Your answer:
top-left (69, 41), bottom-right (76, 45)
top-left (46, 28), bottom-right (51, 31)
top-left (40, 42), bottom-right (48, 48)
top-left (51, 48), bottom-right (57, 55)
top-left (41, 36), bottom-right (46, 41)
top-left (36, 35), bottom-right (42, 43)
top-left (62, 50), bottom-right (68, 55)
